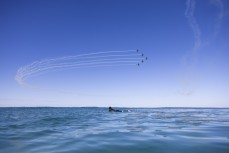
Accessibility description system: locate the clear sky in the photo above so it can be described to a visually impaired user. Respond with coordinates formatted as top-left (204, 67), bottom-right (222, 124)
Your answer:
top-left (0, 0), bottom-right (228, 107)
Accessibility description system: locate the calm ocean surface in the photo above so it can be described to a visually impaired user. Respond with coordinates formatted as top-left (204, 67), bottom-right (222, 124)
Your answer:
top-left (0, 107), bottom-right (229, 153)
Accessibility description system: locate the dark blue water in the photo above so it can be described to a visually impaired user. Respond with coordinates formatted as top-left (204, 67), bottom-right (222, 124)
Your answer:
top-left (0, 107), bottom-right (229, 153)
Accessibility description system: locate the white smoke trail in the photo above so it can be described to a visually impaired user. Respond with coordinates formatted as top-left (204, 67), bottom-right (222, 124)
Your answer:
top-left (185, 0), bottom-right (224, 51)
top-left (181, 0), bottom-right (224, 96)
top-left (211, 0), bottom-right (224, 37)
top-left (15, 50), bottom-right (145, 86)
top-left (38, 50), bottom-right (136, 62)
top-left (185, 0), bottom-right (201, 51)
top-left (180, 0), bottom-right (201, 96)
top-left (16, 61), bottom-right (140, 84)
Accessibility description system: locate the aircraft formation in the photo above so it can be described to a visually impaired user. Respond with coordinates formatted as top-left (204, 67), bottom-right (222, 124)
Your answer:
top-left (136, 49), bottom-right (148, 66)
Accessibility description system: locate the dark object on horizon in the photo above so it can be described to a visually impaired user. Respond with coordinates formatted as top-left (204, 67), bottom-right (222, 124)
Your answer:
top-left (142, 59), bottom-right (144, 63)
top-left (138, 63), bottom-right (140, 66)
top-left (136, 49), bottom-right (139, 52)
top-left (109, 107), bottom-right (122, 112)
top-left (145, 57), bottom-right (148, 60)
top-left (142, 53), bottom-right (144, 56)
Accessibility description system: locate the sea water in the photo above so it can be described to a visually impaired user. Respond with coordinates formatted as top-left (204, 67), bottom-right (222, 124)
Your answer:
top-left (0, 107), bottom-right (229, 153)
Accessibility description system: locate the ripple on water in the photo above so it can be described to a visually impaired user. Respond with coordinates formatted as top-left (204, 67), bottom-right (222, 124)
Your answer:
top-left (0, 108), bottom-right (229, 153)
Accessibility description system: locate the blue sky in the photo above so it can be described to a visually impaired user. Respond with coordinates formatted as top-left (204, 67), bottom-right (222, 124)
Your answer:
top-left (0, 0), bottom-right (228, 107)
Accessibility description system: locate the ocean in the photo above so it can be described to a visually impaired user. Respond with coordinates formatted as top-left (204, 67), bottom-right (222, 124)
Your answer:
top-left (0, 107), bottom-right (229, 153)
